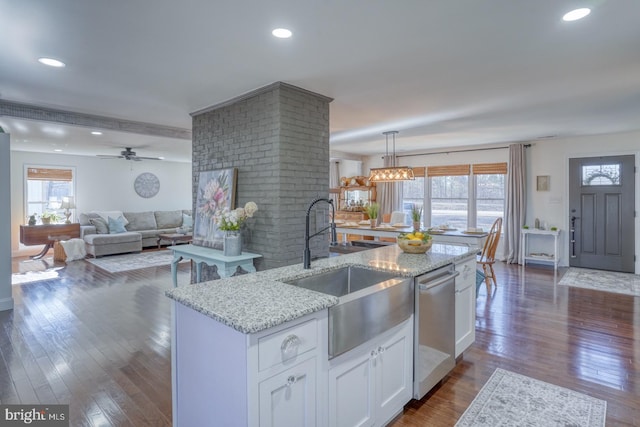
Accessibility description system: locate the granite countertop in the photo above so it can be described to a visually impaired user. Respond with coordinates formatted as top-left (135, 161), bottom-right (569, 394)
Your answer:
top-left (165, 243), bottom-right (476, 334)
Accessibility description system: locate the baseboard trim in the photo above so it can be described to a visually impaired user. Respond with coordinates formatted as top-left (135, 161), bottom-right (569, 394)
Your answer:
top-left (0, 296), bottom-right (14, 311)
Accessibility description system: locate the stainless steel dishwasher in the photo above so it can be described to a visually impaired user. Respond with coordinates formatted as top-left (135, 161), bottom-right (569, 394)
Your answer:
top-left (413, 264), bottom-right (459, 399)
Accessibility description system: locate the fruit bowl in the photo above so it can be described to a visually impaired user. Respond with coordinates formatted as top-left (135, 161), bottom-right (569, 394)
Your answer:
top-left (397, 231), bottom-right (433, 254)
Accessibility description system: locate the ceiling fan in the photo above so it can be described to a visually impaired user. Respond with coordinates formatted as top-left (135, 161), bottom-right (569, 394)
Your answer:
top-left (96, 147), bottom-right (162, 161)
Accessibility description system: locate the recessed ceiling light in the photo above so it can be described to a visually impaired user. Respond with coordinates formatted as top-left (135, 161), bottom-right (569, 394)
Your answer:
top-left (563, 8), bottom-right (591, 21)
top-left (91, 131), bottom-right (103, 135)
top-left (38, 57), bottom-right (66, 67)
top-left (272, 28), bottom-right (292, 38)
top-left (54, 149), bottom-right (63, 152)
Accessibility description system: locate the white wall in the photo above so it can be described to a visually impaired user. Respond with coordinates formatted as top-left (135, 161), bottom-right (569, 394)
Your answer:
top-left (361, 130), bottom-right (640, 270)
top-left (526, 131), bottom-right (640, 271)
top-left (1, 134), bottom-right (14, 311)
top-left (10, 150), bottom-right (192, 256)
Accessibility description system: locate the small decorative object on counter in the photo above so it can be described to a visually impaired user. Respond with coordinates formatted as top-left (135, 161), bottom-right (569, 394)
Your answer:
top-left (397, 230), bottom-right (433, 254)
top-left (364, 202), bottom-right (379, 227)
top-left (28, 214), bottom-right (37, 226)
top-left (411, 203), bottom-right (422, 231)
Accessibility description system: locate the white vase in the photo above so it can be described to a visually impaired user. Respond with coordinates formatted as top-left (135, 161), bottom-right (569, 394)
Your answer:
top-left (223, 230), bottom-right (242, 256)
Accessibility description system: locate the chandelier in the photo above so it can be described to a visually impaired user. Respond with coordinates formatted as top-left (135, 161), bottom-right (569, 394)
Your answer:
top-left (368, 131), bottom-right (415, 182)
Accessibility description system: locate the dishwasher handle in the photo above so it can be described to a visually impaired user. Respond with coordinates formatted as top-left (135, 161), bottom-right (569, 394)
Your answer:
top-left (418, 271), bottom-right (459, 291)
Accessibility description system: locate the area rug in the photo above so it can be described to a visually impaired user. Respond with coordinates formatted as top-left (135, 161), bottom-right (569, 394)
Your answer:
top-left (455, 368), bottom-right (606, 427)
top-left (558, 267), bottom-right (640, 297)
top-left (85, 250), bottom-right (184, 273)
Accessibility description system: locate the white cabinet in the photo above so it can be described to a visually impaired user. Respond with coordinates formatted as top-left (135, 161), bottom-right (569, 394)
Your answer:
top-left (328, 317), bottom-right (413, 427)
top-left (455, 255), bottom-right (476, 358)
top-left (259, 357), bottom-right (317, 427)
top-left (172, 303), bottom-right (327, 427)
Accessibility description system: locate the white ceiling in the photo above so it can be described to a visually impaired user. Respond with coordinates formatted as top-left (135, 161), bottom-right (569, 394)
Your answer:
top-left (2, 0), bottom-right (640, 163)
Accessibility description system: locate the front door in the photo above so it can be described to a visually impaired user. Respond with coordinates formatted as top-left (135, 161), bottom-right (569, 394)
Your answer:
top-left (568, 155), bottom-right (635, 272)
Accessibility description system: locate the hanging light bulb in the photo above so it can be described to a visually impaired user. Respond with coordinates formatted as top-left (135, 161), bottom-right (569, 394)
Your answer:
top-left (368, 131), bottom-right (415, 182)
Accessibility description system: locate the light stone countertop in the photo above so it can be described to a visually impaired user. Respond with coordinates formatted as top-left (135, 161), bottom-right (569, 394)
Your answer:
top-left (165, 243), bottom-right (477, 334)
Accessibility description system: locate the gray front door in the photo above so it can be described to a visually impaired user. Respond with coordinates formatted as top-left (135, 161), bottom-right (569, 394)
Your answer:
top-left (568, 155), bottom-right (635, 272)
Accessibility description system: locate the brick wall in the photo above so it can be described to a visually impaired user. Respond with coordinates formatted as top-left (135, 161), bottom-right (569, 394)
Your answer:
top-left (192, 82), bottom-right (332, 274)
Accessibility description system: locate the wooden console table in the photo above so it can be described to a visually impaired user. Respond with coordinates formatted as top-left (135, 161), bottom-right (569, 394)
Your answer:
top-left (19, 223), bottom-right (81, 259)
top-left (170, 244), bottom-right (262, 287)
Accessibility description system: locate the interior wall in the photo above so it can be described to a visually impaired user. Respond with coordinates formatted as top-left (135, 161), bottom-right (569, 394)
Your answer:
top-left (526, 130), bottom-right (640, 271)
top-left (10, 150), bottom-right (191, 256)
top-left (334, 158), bottom-right (362, 179)
top-left (0, 134), bottom-right (13, 311)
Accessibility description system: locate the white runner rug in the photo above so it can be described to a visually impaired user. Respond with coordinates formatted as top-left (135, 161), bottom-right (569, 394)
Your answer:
top-left (558, 267), bottom-right (640, 297)
top-left (456, 368), bottom-right (606, 427)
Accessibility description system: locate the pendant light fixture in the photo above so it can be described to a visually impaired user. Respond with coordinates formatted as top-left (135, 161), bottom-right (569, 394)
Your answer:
top-left (368, 131), bottom-right (415, 182)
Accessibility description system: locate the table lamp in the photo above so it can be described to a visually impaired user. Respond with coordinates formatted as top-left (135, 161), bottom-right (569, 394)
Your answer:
top-left (61, 196), bottom-right (76, 224)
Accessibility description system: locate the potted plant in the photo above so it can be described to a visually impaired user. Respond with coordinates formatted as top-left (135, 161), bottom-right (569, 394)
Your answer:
top-left (364, 202), bottom-right (379, 228)
top-left (410, 204), bottom-right (423, 231)
top-left (41, 211), bottom-right (60, 224)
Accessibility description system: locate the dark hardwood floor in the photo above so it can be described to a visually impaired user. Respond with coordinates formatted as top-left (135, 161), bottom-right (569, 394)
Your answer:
top-left (4, 254), bottom-right (639, 426)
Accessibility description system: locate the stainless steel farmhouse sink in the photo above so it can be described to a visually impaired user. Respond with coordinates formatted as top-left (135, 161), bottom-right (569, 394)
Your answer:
top-left (284, 265), bottom-right (413, 358)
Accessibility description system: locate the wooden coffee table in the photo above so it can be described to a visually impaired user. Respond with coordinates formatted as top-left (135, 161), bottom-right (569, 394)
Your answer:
top-left (157, 233), bottom-right (193, 249)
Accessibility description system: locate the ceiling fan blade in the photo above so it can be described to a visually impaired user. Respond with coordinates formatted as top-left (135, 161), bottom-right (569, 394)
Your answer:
top-left (135, 156), bottom-right (163, 160)
top-left (96, 155), bottom-right (124, 159)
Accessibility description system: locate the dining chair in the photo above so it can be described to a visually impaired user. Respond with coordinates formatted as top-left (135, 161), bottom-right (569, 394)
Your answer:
top-left (382, 213), bottom-right (391, 223)
top-left (477, 217), bottom-right (502, 293)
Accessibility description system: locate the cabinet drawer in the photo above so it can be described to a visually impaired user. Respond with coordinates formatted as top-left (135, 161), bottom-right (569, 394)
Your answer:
top-left (259, 319), bottom-right (318, 371)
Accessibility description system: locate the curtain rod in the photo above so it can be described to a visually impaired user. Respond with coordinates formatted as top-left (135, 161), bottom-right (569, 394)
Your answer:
top-left (396, 143), bottom-right (531, 158)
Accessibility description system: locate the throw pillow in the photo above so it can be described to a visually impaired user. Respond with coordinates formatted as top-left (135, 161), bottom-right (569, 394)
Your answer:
top-left (108, 216), bottom-right (127, 234)
top-left (182, 213), bottom-right (193, 228)
top-left (89, 217), bottom-right (109, 234)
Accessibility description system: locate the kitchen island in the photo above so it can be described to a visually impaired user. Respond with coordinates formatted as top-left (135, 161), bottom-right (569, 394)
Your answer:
top-left (166, 243), bottom-right (477, 427)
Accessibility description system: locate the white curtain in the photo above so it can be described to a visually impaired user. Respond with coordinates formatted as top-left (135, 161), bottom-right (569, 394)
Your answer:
top-left (505, 144), bottom-right (526, 263)
top-left (329, 161), bottom-right (340, 189)
top-left (376, 155), bottom-right (403, 224)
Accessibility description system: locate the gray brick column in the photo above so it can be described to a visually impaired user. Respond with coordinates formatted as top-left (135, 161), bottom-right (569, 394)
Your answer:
top-left (192, 82), bottom-right (332, 273)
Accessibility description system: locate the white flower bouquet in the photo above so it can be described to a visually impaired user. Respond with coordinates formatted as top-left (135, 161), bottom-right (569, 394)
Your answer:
top-left (215, 202), bottom-right (258, 231)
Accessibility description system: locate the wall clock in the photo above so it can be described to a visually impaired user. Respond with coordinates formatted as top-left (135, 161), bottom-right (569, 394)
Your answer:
top-left (134, 172), bottom-right (160, 198)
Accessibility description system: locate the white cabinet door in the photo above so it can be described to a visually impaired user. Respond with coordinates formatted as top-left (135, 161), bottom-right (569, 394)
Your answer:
top-left (376, 320), bottom-right (413, 424)
top-left (259, 357), bottom-right (317, 427)
top-left (455, 256), bottom-right (476, 357)
top-left (328, 318), bottom-right (413, 427)
top-left (328, 350), bottom-right (375, 427)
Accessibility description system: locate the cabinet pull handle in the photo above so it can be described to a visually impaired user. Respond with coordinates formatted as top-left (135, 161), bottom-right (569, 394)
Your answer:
top-left (377, 346), bottom-right (385, 354)
top-left (281, 334), bottom-right (301, 359)
top-left (286, 375), bottom-right (297, 387)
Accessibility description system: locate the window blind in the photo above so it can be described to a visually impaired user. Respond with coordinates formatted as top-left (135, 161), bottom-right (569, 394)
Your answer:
top-left (27, 168), bottom-right (73, 182)
top-left (472, 162), bottom-right (508, 175)
top-left (412, 166), bottom-right (426, 177)
top-left (427, 164), bottom-right (470, 177)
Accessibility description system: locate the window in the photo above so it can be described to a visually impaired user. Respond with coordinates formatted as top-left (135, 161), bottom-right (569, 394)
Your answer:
top-left (582, 164), bottom-right (621, 186)
top-left (402, 162), bottom-right (506, 231)
top-left (475, 173), bottom-right (505, 231)
top-left (427, 164), bottom-right (470, 229)
top-left (402, 177), bottom-right (425, 226)
top-left (26, 166), bottom-right (75, 221)
top-left (430, 175), bottom-right (469, 229)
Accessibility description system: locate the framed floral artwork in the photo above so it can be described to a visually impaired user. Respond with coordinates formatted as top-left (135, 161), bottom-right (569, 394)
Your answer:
top-left (193, 168), bottom-right (238, 248)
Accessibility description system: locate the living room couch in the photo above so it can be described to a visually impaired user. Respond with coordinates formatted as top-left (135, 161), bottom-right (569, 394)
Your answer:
top-left (80, 210), bottom-right (192, 257)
